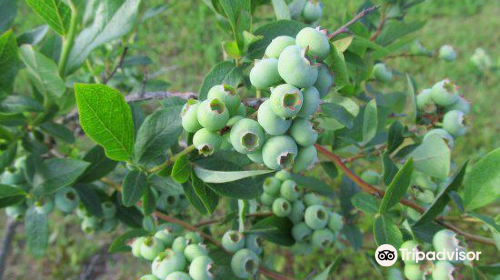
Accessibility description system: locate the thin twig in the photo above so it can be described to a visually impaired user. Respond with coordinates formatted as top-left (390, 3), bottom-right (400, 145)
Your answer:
top-left (328, 6), bottom-right (380, 39)
top-left (103, 47), bottom-right (129, 84)
top-left (370, 6), bottom-right (386, 41)
top-left (0, 219), bottom-right (19, 280)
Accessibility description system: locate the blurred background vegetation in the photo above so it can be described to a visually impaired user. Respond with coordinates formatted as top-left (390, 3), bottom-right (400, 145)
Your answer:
top-left (3, 0), bottom-right (499, 279)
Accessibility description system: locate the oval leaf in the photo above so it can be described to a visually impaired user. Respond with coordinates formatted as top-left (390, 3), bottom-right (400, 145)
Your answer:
top-left (0, 184), bottom-right (26, 208)
top-left (122, 170), bottom-right (148, 207)
top-left (379, 158), bottom-right (413, 213)
top-left (194, 165), bottom-right (273, 183)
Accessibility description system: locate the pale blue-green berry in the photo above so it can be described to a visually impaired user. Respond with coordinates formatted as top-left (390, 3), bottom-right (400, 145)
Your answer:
top-left (400, 240), bottom-right (420, 265)
top-left (289, 200), bottom-right (305, 224)
top-left (442, 110), bottom-right (467, 136)
top-left (197, 98), bottom-right (229, 131)
top-left (292, 222), bottom-right (312, 242)
top-left (181, 99), bottom-right (202, 133)
top-left (101, 201), bottom-right (116, 219)
top-left (231, 249), bottom-right (259, 279)
top-left (257, 100), bottom-right (292, 135)
top-left (235, 103), bottom-right (246, 117)
top-left (140, 274), bottom-right (160, 280)
top-left (185, 232), bottom-right (203, 244)
top-left (446, 97), bottom-right (470, 115)
top-left (416, 89), bottom-right (436, 113)
top-left (5, 203), bottom-right (26, 220)
top-left (433, 230), bottom-right (464, 262)
top-left (278, 45), bottom-right (319, 88)
top-left (328, 212), bottom-right (343, 232)
top-left (439, 45), bottom-right (457, 62)
top-left (262, 135), bottom-right (298, 170)
top-left (304, 205), bottom-right (328, 230)
top-left (131, 237), bottom-right (146, 258)
top-left (190, 256), bottom-right (216, 280)
top-left (140, 236), bottom-right (165, 261)
top-left (245, 235), bottom-right (264, 255)
top-left (360, 170), bottom-right (381, 185)
top-left (297, 86), bottom-right (320, 118)
top-left (404, 264), bottom-right (425, 280)
top-left (290, 118), bottom-right (318, 146)
top-left (416, 189), bottom-right (435, 204)
top-left (424, 129), bottom-right (454, 149)
top-left (410, 39), bottom-right (428, 55)
top-left (184, 243), bottom-right (209, 262)
top-left (207, 84), bottom-right (241, 116)
top-left (222, 230), bottom-right (245, 253)
top-left (172, 236), bottom-right (189, 253)
top-left (230, 118), bottom-right (266, 154)
top-left (247, 150), bottom-right (264, 164)
top-left (314, 64), bottom-right (334, 98)
top-left (293, 145), bottom-right (317, 172)
top-left (227, 115), bottom-right (244, 127)
top-left (431, 79), bottom-right (459, 106)
top-left (34, 197), bottom-right (54, 215)
top-left (193, 128), bottom-right (222, 156)
top-left (311, 228), bottom-right (335, 247)
top-left (263, 177), bottom-right (281, 196)
top-left (265, 36), bottom-right (296, 58)
top-left (260, 193), bottom-right (275, 207)
top-left (303, 193), bottom-right (322, 206)
top-left (155, 228), bottom-right (176, 247)
top-left (302, 1), bottom-right (323, 22)
top-left (432, 261), bottom-right (455, 280)
top-left (280, 180), bottom-right (300, 201)
top-left (152, 249), bottom-right (187, 279)
top-left (166, 272), bottom-right (192, 280)
top-left (55, 188), bottom-right (79, 213)
top-left (275, 170), bottom-right (292, 181)
top-left (160, 193), bottom-right (180, 210)
top-left (102, 218), bottom-right (118, 233)
top-left (470, 47), bottom-right (492, 70)
top-left (373, 63), bottom-right (393, 83)
top-left (295, 27), bottom-right (330, 61)
top-left (272, 197), bottom-right (292, 217)
top-left (81, 215), bottom-right (99, 234)
top-left (269, 84), bottom-right (304, 118)
top-left (250, 58), bottom-right (282, 89)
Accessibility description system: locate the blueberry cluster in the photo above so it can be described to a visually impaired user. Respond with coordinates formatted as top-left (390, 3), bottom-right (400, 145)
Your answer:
top-left (260, 171), bottom-right (343, 250)
top-left (156, 191), bottom-right (189, 216)
top-left (221, 231), bottom-right (264, 279)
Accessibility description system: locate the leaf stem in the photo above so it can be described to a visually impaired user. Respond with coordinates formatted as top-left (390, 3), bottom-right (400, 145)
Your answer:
top-left (147, 145), bottom-right (196, 173)
top-left (58, 1), bottom-right (78, 77)
top-left (328, 6), bottom-right (380, 39)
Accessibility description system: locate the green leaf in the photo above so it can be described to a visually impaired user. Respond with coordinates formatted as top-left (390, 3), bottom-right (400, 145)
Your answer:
top-left (75, 84), bottom-right (135, 161)
top-left (0, 30), bottom-right (19, 99)
top-left (288, 0), bottom-right (306, 19)
top-left (410, 134), bottom-right (450, 179)
top-left (0, 184), bottom-right (26, 208)
top-left (122, 170), bottom-right (148, 207)
top-left (183, 180), bottom-right (208, 215)
top-left (289, 173), bottom-right (335, 196)
top-left (320, 102), bottom-right (355, 129)
top-left (312, 263), bottom-right (334, 280)
top-left (25, 207), bottom-right (48, 257)
top-left (133, 107), bottom-right (182, 166)
top-left (373, 215), bottom-right (403, 248)
top-left (194, 166), bottom-right (273, 183)
top-left (206, 176), bottom-right (264, 199)
top-left (351, 192), bottom-right (380, 214)
top-left (209, 250), bottom-right (240, 280)
top-left (34, 158), bottom-right (90, 195)
top-left (141, 187), bottom-right (156, 216)
top-left (272, 0), bottom-right (291, 20)
top-left (382, 152), bottom-right (398, 186)
top-left (375, 20), bottom-right (425, 46)
top-left (198, 61), bottom-right (243, 100)
top-left (415, 162), bottom-right (468, 226)
top-left (17, 25), bottom-right (49, 46)
top-left (191, 172), bottom-right (219, 214)
top-left (387, 121), bottom-right (404, 153)
top-left (66, 0), bottom-right (141, 73)
top-left (467, 213), bottom-right (500, 234)
top-left (108, 228), bottom-right (148, 253)
top-left (0, 95), bottom-right (44, 113)
top-left (25, 0), bottom-right (71, 36)
top-left (0, 142), bottom-right (17, 173)
top-left (77, 145), bottom-right (118, 183)
top-left (405, 74), bottom-right (417, 123)
top-left (463, 148), bottom-right (500, 211)
top-left (325, 43), bottom-right (349, 89)
top-left (113, 193), bottom-right (143, 228)
top-left (74, 183), bottom-right (103, 216)
top-left (362, 99), bottom-right (378, 145)
top-left (19, 45), bottom-right (66, 101)
top-left (171, 155), bottom-right (192, 184)
top-left (333, 36), bottom-right (354, 53)
top-left (379, 158), bottom-right (413, 213)
top-left (39, 122), bottom-right (75, 143)
top-left (0, 0), bottom-right (17, 33)
top-left (248, 216), bottom-right (295, 246)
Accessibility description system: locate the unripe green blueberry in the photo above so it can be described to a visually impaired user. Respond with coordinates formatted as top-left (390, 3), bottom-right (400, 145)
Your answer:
top-left (227, 115), bottom-right (244, 127)
top-left (235, 103), bottom-right (246, 117)
top-left (193, 128), bottom-right (222, 156)
top-left (197, 98), bottom-right (229, 131)
top-left (102, 218), bottom-right (118, 233)
top-left (404, 264), bottom-right (425, 280)
top-left (247, 150), bottom-right (264, 164)
top-left (327, 212), bottom-right (343, 232)
top-left (293, 145), bottom-right (317, 173)
top-left (34, 197), bottom-right (54, 215)
top-left (400, 240), bottom-right (420, 265)
top-left (416, 89), bottom-right (437, 113)
top-left (373, 63), bottom-right (393, 83)
top-left (290, 118), bottom-right (318, 146)
top-left (181, 99), bottom-right (202, 133)
top-left (231, 249), bottom-right (259, 279)
top-left (303, 193), bottom-right (322, 206)
top-left (152, 249), bottom-right (187, 279)
top-left (280, 180), bottom-right (300, 201)
top-left (101, 201), bottom-right (116, 219)
top-left (273, 197), bottom-right (292, 217)
top-left (297, 86), bottom-right (320, 119)
top-left (260, 193), bottom-right (275, 207)
top-left (263, 177), bottom-right (281, 196)
top-left (269, 84), bottom-right (304, 118)
top-left (222, 230), bottom-right (246, 253)
top-left (250, 59), bottom-right (282, 90)
top-left (207, 84), bottom-right (241, 116)
top-left (416, 189), bottom-right (435, 204)
top-left (360, 170), bottom-right (381, 185)
top-left (1, 169), bottom-right (25, 185)
top-left (161, 193), bottom-right (181, 210)
top-left (257, 100), bottom-right (292, 135)
top-left (230, 118), bottom-right (266, 154)
top-left (131, 236), bottom-right (145, 258)
top-left (172, 236), bottom-right (189, 253)
top-left (265, 36), bottom-right (296, 59)
top-left (314, 64), bottom-right (334, 98)
top-left (302, 1), bottom-right (323, 22)
top-left (278, 46), bottom-right (319, 88)
top-left (410, 39), bottom-right (428, 55)
top-left (295, 27), bottom-right (330, 61)
top-left (470, 47), bottom-right (492, 71)
top-left (424, 129), bottom-right (454, 149)
top-left (165, 272), bottom-right (192, 280)
top-left (81, 215), bottom-right (100, 234)
top-left (433, 230), bottom-right (464, 262)
top-left (245, 235), bottom-right (264, 255)
top-left (292, 222), bottom-right (312, 242)
top-left (290, 242), bottom-right (313, 255)
top-left (190, 256), bottom-right (216, 280)
top-left (184, 243), bottom-right (209, 262)
top-left (439, 45), bottom-right (457, 62)
top-left (262, 135), bottom-right (298, 170)
top-left (185, 232), bottom-right (203, 244)
top-left (54, 188), bottom-right (79, 213)
top-left (288, 200), bottom-right (305, 224)
top-left (140, 274), bottom-right (160, 280)
top-left (446, 97), bottom-right (470, 115)
top-left (5, 203), bottom-right (26, 220)
top-left (431, 79), bottom-right (459, 106)
top-left (275, 170), bottom-right (292, 181)
top-left (311, 228), bottom-right (335, 247)
top-left (432, 261), bottom-right (455, 280)
top-left (155, 227), bottom-right (176, 247)
top-left (442, 110), bottom-right (467, 136)
top-left (304, 205), bottom-right (328, 230)
top-left (140, 236), bottom-right (165, 261)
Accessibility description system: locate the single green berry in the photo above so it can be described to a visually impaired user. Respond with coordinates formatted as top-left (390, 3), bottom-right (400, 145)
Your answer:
top-left (265, 36), bottom-right (296, 59)
top-left (293, 145), bottom-right (317, 173)
top-left (257, 100), bottom-right (292, 135)
top-left (155, 227), bottom-right (176, 247)
top-left (250, 58), bottom-right (282, 90)
top-left (245, 234), bottom-right (264, 255)
top-left (172, 236), bottom-right (190, 253)
top-left (410, 39), bottom-right (428, 55)
top-left (415, 189), bottom-right (435, 204)
top-left (152, 249), bottom-right (187, 279)
top-left (292, 222), bottom-right (312, 242)
top-left (263, 177), bottom-right (281, 196)
top-left (185, 232), bottom-right (203, 244)
top-left (260, 193), bottom-right (275, 207)
top-left (102, 218), bottom-right (118, 233)
top-left (470, 47), bottom-right (492, 71)
top-left (262, 135), bottom-right (298, 170)
top-left (235, 103), bottom-right (246, 117)
top-left (295, 27), bottom-right (330, 61)
top-left (424, 129), bottom-right (454, 149)
top-left (416, 89), bottom-right (436, 113)
top-left (193, 128), bottom-right (222, 156)
top-left (34, 197), bottom-right (54, 215)
top-left (140, 274), bottom-right (161, 280)
top-left (442, 110), bottom-right (467, 136)
top-left (81, 215), bottom-right (100, 234)
top-left (302, 1), bottom-right (323, 23)
top-left (207, 84), bottom-right (241, 116)
top-left (446, 97), bottom-right (470, 115)
top-left (275, 170), bottom-right (292, 181)
top-left (220, 133), bottom-right (232, 151)
top-left (311, 228), bottom-right (335, 247)
top-left (231, 249), bottom-right (259, 279)
top-left (431, 79), bottom-right (459, 106)
top-left (400, 240), bottom-right (420, 265)
top-left (439, 45), bottom-right (457, 62)
top-left (54, 188), bottom-right (79, 213)
top-left (432, 261), bottom-right (455, 280)
top-left (184, 243), bottom-right (209, 262)
top-left (5, 203), bottom-right (26, 220)
top-left (303, 193), bottom-right (322, 206)
top-left (101, 201), bottom-right (116, 219)
top-left (227, 115), bottom-right (244, 127)
top-left (411, 171), bottom-right (438, 192)
top-left (360, 170), bottom-right (381, 186)
top-left (222, 230), bottom-right (246, 253)
top-left (373, 63), bottom-right (393, 83)
top-left (165, 272), bottom-right (192, 280)
top-left (269, 84), bottom-right (304, 118)
top-left (297, 86), bottom-right (320, 118)
top-left (433, 230), bottom-right (464, 262)
top-left (247, 150), bottom-right (264, 164)
top-left (288, 200), bottom-right (305, 224)
top-left (304, 205), bottom-right (328, 230)
top-left (280, 180), bottom-right (300, 201)
top-left (290, 118), bottom-right (318, 146)
top-left (190, 256), bottom-right (216, 280)
top-left (230, 118), bottom-right (266, 154)
top-left (278, 45), bottom-right (319, 88)
top-left (404, 264), bottom-right (425, 280)
top-left (314, 64), bottom-right (334, 98)
top-left (181, 99), bottom-right (203, 133)
top-left (197, 98), bottom-right (229, 131)
top-left (131, 237), bottom-right (146, 258)
top-left (140, 236), bottom-right (165, 261)
top-left (327, 212), bottom-right (343, 232)
top-left (272, 197), bottom-right (292, 217)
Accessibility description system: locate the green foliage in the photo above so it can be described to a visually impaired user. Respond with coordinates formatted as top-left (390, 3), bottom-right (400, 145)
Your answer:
top-left (379, 158), bottom-right (413, 213)
top-left (25, 0), bottom-right (71, 36)
top-left (0, 30), bottom-right (19, 98)
top-left (0, 184), bottom-right (26, 207)
top-left (463, 148), bottom-right (500, 210)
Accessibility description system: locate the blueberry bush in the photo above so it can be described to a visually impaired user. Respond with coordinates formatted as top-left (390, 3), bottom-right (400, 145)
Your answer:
top-left (0, 0), bottom-right (499, 280)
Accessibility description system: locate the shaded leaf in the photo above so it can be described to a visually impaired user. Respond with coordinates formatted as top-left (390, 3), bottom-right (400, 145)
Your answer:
top-left (387, 121), bottom-right (404, 153)
top-left (248, 216), bottom-right (294, 246)
top-left (320, 102), bottom-right (355, 129)
top-left (351, 192), bottom-right (380, 214)
top-left (206, 176), bottom-right (264, 199)
top-left (25, 207), bottom-right (48, 257)
top-left (198, 61), bottom-right (243, 100)
top-left (362, 99), bottom-right (378, 145)
top-left (379, 158), bottom-right (413, 213)
top-left (0, 184), bottom-right (26, 208)
top-left (410, 135), bottom-right (450, 179)
top-left (78, 145), bottom-right (118, 183)
top-left (0, 31), bottom-right (19, 99)
top-left (191, 172), bottom-right (219, 214)
top-left (171, 155), bottom-right (192, 184)
top-left (34, 158), bottom-right (90, 195)
top-left (108, 228), bottom-right (148, 253)
top-left (0, 0), bottom-right (17, 33)
top-left (39, 122), bottom-right (75, 143)
top-left (122, 170), bottom-right (148, 207)
top-left (373, 215), bottom-right (403, 248)
top-left (272, 0), bottom-right (291, 20)
top-left (194, 165), bottom-right (273, 183)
